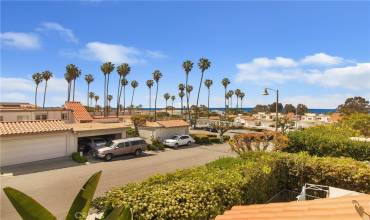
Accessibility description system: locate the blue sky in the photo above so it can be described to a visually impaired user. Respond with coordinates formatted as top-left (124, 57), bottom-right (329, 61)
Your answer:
top-left (1, 1), bottom-right (369, 108)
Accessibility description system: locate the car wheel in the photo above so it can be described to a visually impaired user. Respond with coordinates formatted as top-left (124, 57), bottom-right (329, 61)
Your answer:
top-left (174, 143), bottom-right (179, 149)
top-left (105, 154), bottom-right (113, 161)
top-left (135, 149), bottom-right (143, 157)
top-left (187, 141), bottom-right (191, 146)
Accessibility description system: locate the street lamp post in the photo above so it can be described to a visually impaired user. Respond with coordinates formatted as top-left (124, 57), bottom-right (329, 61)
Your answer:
top-left (263, 88), bottom-right (279, 132)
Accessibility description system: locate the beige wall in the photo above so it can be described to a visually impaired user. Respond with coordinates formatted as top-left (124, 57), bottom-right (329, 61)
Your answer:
top-left (0, 110), bottom-right (73, 123)
top-left (74, 128), bottom-right (127, 138)
top-left (138, 126), bottom-right (189, 141)
top-left (0, 131), bottom-right (76, 167)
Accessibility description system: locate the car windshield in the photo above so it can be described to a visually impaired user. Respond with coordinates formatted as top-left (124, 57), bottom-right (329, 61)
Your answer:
top-left (104, 141), bottom-right (114, 147)
top-left (170, 136), bottom-right (179, 140)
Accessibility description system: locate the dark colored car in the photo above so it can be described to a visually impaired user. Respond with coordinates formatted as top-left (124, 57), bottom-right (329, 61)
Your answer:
top-left (78, 137), bottom-right (107, 153)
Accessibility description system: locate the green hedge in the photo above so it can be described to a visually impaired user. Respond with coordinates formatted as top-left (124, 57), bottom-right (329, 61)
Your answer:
top-left (93, 152), bottom-right (370, 219)
top-left (284, 125), bottom-right (370, 161)
top-left (71, 152), bottom-right (87, 163)
top-left (191, 134), bottom-right (222, 145)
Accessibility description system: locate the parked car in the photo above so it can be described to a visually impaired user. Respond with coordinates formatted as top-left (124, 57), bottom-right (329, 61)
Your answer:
top-left (205, 126), bottom-right (218, 133)
top-left (78, 137), bottom-right (107, 153)
top-left (92, 137), bottom-right (147, 161)
top-left (163, 135), bottom-right (195, 148)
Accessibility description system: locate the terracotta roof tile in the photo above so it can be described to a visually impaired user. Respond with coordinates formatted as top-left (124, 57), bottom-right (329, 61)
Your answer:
top-left (64, 102), bottom-right (93, 122)
top-left (215, 194), bottom-right (370, 220)
top-left (0, 120), bottom-right (71, 136)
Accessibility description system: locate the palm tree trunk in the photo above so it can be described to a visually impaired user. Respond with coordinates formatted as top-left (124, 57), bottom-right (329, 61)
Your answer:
top-left (236, 96), bottom-right (239, 109)
top-left (171, 100), bottom-right (174, 116)
top-left (123, 85), bottom-right (126, 115)
top-left (149, 88), bottom-right (152, 115)
top-left (72, 79), bottom-right (76, 101)
top-left (42, 80), bottom-right (48, 108)
top-left (106, 75), bottom-right (110, 117)
top-left (241, 98), bottom-right (243, 109)
top-left (194, 70), bottom-right (204, 128)
top-left (154, 82), bottom-right (159, 121)
top-left (207, 88), bottom-right (210, 118)
top-left (224, 88), bottom-right (227, 118)
top-left (67, 82), bottom-right (71, 102)
top-left (87, 83), bottom-right (90, 108)
top-left (118, 84), bottom-right (123, 113)
top-left (165, 100), bottom-right (168, 113)
top-left (130, 88), bottom-right (135, 114)
top-left (34, 85), bottom-right (38, 107)
top-left (185, 74), bottom-right (190, 121)
top-left (230, 96), bottom-right (233, 109)
top-left (103, 75), bottom-right (107, 117)
top-left (180, 97), bottom-right (183, 117)
top-left (116, 76), bottom-right (122, 117)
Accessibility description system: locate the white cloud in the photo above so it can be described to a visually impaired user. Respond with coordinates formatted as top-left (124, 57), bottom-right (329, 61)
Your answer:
top-left (0, 32), bottom-right (41, 49)
top-left (235, 53), bottom-right (369, 90)
top-left (37, 22), bottom-right (78, 43)
top-left (64, 41), bottom-right (165, 64)
top-left (0, 77), bottom-right (83, 107)
top-left (301, 53), bottom-right (343, 65)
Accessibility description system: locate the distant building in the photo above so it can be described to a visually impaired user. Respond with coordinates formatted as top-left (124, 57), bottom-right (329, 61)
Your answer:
top-left (0, 102), bottom-right (73, 123)
top-left (138, 120), bottom-right (189, 141)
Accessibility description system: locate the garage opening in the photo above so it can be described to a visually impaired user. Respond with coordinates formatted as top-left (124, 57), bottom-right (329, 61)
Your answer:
top-left (77, 133), bottom-right (121, 154)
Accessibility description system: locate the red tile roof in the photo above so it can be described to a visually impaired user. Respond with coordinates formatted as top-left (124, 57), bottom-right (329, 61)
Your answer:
top-left (215, 194), bottom-right (370, 220)
top-left (64, 102), bottom-right (93, 122)
top-left (0, 120), bottom-right (71, 136)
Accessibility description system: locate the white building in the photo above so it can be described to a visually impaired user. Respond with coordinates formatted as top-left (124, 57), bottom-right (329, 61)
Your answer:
top-left (138, 120), bottom-right (190, 141)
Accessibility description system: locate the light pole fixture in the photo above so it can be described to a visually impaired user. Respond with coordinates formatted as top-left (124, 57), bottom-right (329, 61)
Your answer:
top-left (262, 87), bottom-right (279, 132)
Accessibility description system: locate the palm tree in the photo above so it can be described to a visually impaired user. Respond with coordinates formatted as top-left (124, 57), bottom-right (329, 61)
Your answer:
top-left (84, 74), bottom-right (94, 108)
top-left (164, 93), bottom-right (170, 113)
top-left (116, 63), bottom-right (130, 116)
top-left (194, 58), bottom-right (211, 127)
top-left (100, 62), bottom-right (115, 117)
top-left (204, 79), bottom-right (213, 118)
top-left (234, 89), bottom-right (241, 109)
top-left (89, 92), bottom-right (95, 108)
top-left (130, 80), bottom-right (139, 114)
top-left (171, 95), bottom-right (176, 116)
top-left (227, 90), bottom-right (234, 109)
top-left (119, 78), bottom-right (129, 115)
top-left (107, 95), bottom-right (113, 113)
top-left (64, 64), bottom-right (78, 102)
top-left (178, 91), bottom-right (185, 116)
top-left (222, 78), bottom-right (230, 116)
top-left (41, 70), bottom-right (53, 108)
top-left (186, 85), bottom-right (193, 117)
top-left (32, 73), bottom-right (43, 108)
top-left (72, 68), bottom-right (81, 101)
top-left (146, 80), bottom-right (154, 114)
top-left (182, 60), bottom-right (193, 121)
top-left (94, 95), bottom-right (99, 110)
top-left (239, 92), bottom-right (245, 110)
top-left (178, 83), bottom-right (185, 116)
top-left (152, 70), bottom-right (162, 121)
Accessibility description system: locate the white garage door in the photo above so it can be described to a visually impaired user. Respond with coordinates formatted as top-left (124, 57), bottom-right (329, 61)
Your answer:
top-left (1, 134), bottom-right (67, 166)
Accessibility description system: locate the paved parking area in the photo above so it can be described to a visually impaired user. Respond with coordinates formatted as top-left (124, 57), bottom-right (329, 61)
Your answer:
top-left (1, 143), bottom-right (235, 220)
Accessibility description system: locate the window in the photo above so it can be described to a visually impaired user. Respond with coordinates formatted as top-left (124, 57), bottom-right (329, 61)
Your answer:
top-left (61, 112), bottom-right (69, 120)
top-left (131, 140), bottom-right (145, 145)
top-left (180, 136), bottom-right (189, 140)
top-left (35, 114), bottom-right (48, 120)
top-left (118, 143), bottom-right (125, 148)
top-left (17, 115), bottom-right (29, 121)
top-left (0, 116), bottom-right (3, 121)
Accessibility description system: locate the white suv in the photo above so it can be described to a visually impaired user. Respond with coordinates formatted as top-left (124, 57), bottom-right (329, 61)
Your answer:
top-left (163, 135), bottom-right (195, 148)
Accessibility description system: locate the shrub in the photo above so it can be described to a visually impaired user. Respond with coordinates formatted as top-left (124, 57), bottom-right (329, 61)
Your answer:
top-left (209, 137), bottom-right (222, 144)
top-left (191, 134), bottom-right (211, 144)
top-left (94, 152), bottom-right (370, 219)
top-left (148, 138), bottom-right (165, 151)
top-left (222, 135), bottom-right (230, 141)
top-left (340, 113), bottom-right (370, 137)
top-left (285, 125), bottom-right (370, 161)
top-left (126, 127), bottom-right (138, 137)
top-left (72, 152), bottom-right (87, 163)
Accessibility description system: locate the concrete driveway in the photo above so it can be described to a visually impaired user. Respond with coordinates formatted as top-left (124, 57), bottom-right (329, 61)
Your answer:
top-left (1, 143), bottom-right (235, 220)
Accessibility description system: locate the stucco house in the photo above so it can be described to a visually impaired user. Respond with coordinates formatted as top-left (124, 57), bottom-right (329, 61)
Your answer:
top-left (138, 120), bottom-right (190, 141)
top-left (0, 120), bottom-right (75, 166)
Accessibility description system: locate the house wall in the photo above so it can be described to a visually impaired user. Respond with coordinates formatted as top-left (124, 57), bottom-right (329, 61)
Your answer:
top-left (138, 126), bottom-right (189, 141)
top-left (0, 131), bottom-right (75, 167)
top-left (0, 110), bottom-right (73, 123)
